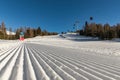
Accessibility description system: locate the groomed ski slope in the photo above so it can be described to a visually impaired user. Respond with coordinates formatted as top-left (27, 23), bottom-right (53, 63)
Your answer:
top-left (0, 35), bottom-right (120, 80)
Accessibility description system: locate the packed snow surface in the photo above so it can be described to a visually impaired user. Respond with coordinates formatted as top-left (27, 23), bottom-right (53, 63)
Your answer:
top-left (0, 35), bottom-right (120, 80)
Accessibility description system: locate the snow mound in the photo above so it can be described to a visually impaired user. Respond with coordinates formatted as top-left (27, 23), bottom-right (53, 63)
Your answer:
top-left (61, 33), bottom-right (99, 40)
top-left (6, 31), bottom-right (16, 35)
top-left (112, 38), bottom-right (120, 42)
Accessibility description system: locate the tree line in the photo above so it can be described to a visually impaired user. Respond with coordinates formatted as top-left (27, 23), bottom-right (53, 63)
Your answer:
top-left (0, 22), bottom-right (58, 40)
top-left (74, 17), bottom-right (120, 40)
top-left (82, 23), bottom-right (120, 40)
top-left (15, 27), bottom-right (58, 39)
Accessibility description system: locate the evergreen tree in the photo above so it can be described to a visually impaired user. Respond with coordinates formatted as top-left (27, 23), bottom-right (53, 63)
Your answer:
top-left (1, 22), bottom-right (6, 39)
top-left (15, 28), bottom-right (20, 39)
top-left (37, 27), bottom-right (41, 35)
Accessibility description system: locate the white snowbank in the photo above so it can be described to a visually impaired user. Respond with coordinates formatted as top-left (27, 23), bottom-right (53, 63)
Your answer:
top-left (60, 33), bottom-right (99, 40)
top-left (112, 38), bottom-right (120, 42)
top-left (6, 31), bottom-right (16, 35)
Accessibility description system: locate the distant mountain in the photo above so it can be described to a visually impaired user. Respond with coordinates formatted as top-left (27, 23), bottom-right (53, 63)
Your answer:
top-left (6, 31), bottom-right (16, 35)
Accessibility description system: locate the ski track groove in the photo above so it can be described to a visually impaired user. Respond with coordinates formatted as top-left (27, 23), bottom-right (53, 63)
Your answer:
top-left (28, 43), bottom-right (120, 80)
top-left (32, 48), bottom-right (112, 80)
top-left (42, 47), bottom-right (120, 72)
top-left (30, 47), bottom-right (90, 80)
top-left (23, 45), bottom-right (37, 80)
top-left (26, 47), bottom-right (51, 80)
top-left (45, 47), bottom-right (120, 71)
top-left (27, 45), bottom-right (75, 80)
top-left (42, 50), bottom-right (120, 80)
top-left (30, 46), bottom-right (102, 80)
top-left (0, 45), bottom-right (20, 62)
top-left (41, 50), bottom-right (120, 80)
top-left (0, 44), bottom-right (22, 80)
top-left (0, 42), bottom-right (20, 56)
top-left (0, 45), bottom-right (21, 73)
top-left (9, 45), bottom-right (23, 80)
top-left (0, 42), bottom-right (120, 80)
top-left (0, 47), bottom-right (16, 57)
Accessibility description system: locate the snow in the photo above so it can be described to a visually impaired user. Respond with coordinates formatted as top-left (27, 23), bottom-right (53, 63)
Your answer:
top-left (0, 35), bottom-right (120, 80)
top-left (112, 38), bottom-right (120, 42)
top-left (61, 33), bottom-right (99, 40)
top-left (6, 31), bottom-right (16, 35)
top-left (28, 35), bottom-right (120, 56)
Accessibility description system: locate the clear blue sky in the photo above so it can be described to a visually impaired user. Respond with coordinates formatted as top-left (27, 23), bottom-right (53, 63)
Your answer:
top-left (0, 0), bottom-right (120, 33)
